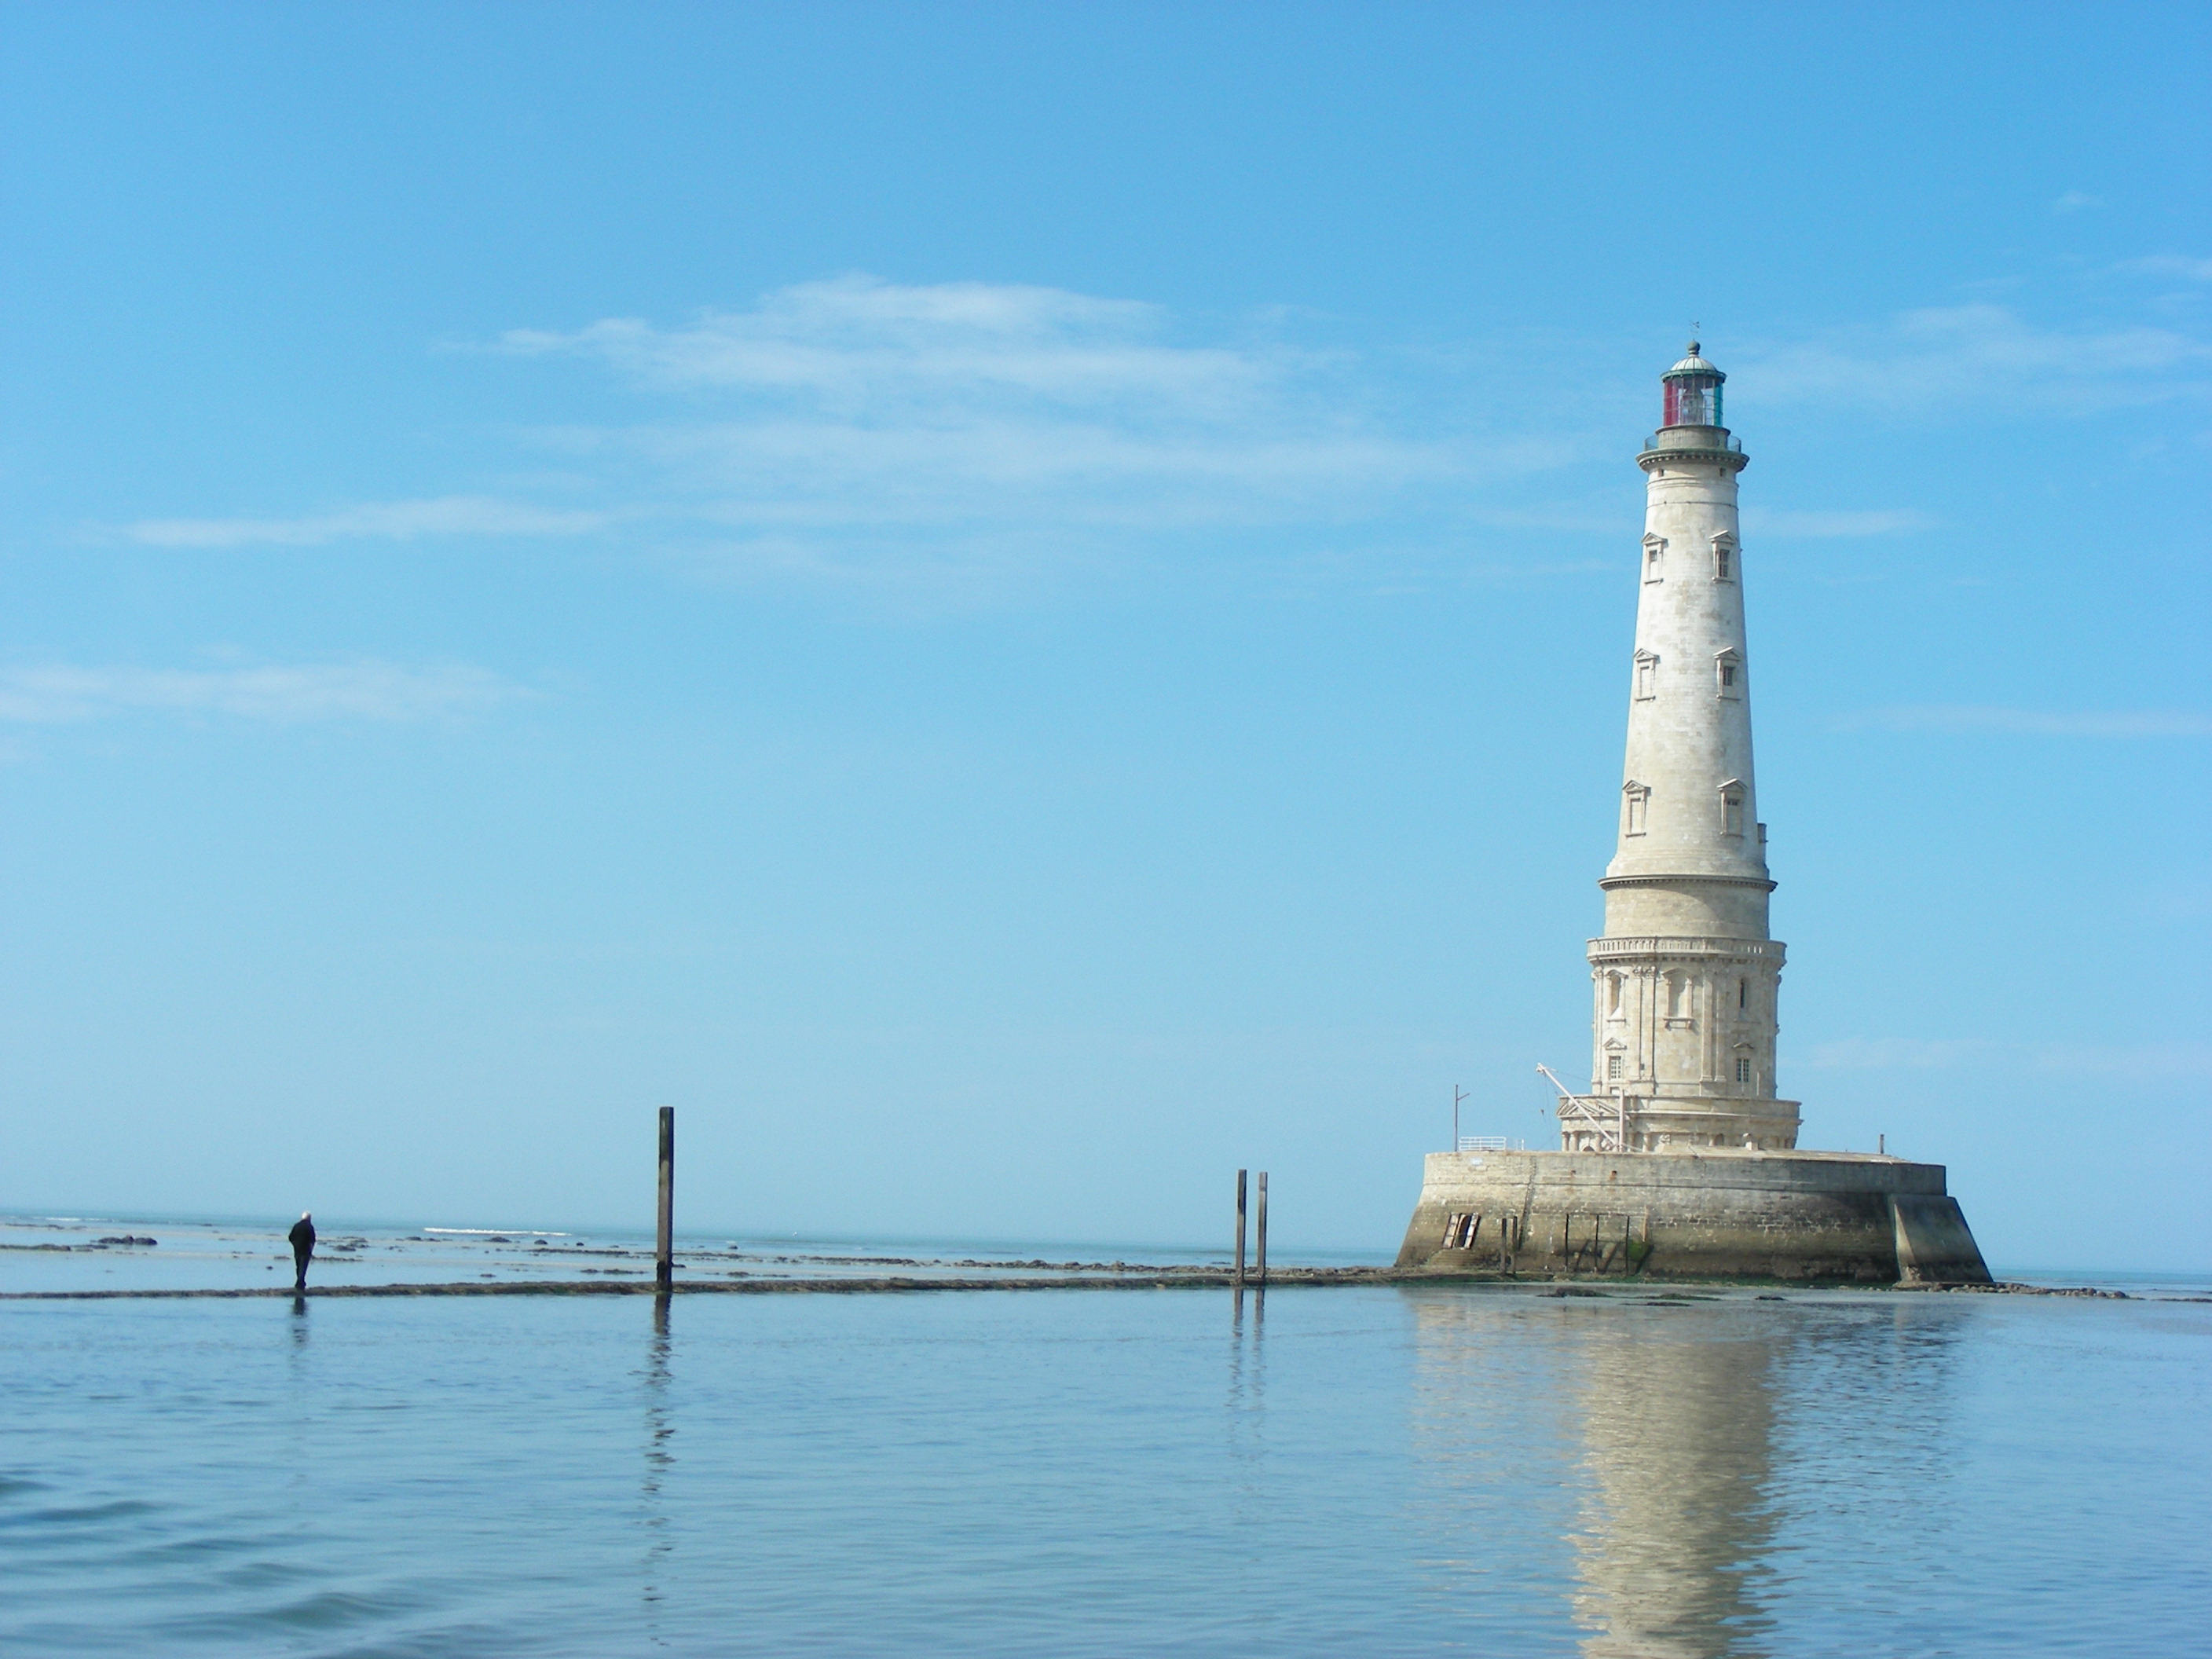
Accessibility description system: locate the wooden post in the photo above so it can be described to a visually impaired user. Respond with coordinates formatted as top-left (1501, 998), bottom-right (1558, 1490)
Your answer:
top-left (1255, 1171), bottom-right (1269, 1288)
top-left (1233, 1169), bottom-right (1247, 1287)
top-left (655, 1106), bottom-right (674, 1295)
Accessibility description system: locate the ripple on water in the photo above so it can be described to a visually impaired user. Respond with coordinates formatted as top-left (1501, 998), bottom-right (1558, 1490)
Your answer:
top-left (0, 1498), bottom-right (162, 1530)
top-left (158, 1588), bottom-right (413, 1639)
top-left (110, 1533), bottom-right (273, 1568)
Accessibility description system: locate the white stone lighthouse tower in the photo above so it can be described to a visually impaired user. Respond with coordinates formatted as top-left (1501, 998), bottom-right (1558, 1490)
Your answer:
top-left (1394, 341), bottom-right (1988, 1280)
top-left (1571, 344), bottom-right (1801, 1152)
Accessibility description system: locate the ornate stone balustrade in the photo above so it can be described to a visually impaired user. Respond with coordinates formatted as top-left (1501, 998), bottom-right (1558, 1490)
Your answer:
top-left (1586, 935), bottom-right (1785, 961)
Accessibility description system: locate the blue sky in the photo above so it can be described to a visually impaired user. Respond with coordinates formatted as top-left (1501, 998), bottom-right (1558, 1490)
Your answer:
top-left (2, 3), bottom-right (2205, 1266)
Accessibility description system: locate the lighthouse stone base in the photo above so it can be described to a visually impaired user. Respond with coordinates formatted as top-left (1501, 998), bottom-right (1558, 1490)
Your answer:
top-left (1397, 1148), bottom-right (1990, 1284)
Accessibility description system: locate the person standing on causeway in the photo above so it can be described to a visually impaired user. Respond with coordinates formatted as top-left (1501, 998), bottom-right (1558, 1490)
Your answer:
top-left (288, 1212), bottom-right (316, 1291)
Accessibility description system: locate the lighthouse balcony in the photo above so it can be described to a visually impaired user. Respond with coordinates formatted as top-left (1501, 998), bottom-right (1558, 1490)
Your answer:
top-left (1588, 935), bottom-right (1784, 962)
top-left (1638, 427), bottom-right (1748, 473)
top-left (1643, 427), bottom-right (1743, 455)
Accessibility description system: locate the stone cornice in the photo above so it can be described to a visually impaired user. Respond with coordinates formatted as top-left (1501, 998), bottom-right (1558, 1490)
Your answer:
top-left (1599, 873), bottom-right (1776, 892)
top-left (1639, 445), bottom-right (1749, 474)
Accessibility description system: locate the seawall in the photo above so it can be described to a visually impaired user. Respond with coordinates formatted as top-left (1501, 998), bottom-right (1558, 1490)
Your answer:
top-left (1397, 1148), bottom-right (1990, 1284)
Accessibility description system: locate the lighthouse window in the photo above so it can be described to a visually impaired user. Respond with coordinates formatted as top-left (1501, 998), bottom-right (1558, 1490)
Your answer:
top-left (1643, 535), bottom-right (1666, 581)
top-left (1736, 1057), bottom-right (1753, 1084)
top-left (1635, 651), bottom-right (1659, 700)
top-left (1715, 650), bottom-right (1742, 698)
top-left (1738, 978), bottom-right (1749, 1010)
top-left (1624, 785), bottom-right (1650, 835)
top-left (1720, 789), bottom-right (1745, 836)
top-left (1607, 1054), bottom-right (1624, 1082)
top-left (1712, 540), bottom-right (1734, 580)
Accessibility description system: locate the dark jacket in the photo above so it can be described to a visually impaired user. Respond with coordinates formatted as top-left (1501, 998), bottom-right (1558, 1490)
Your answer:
top-left (288, 1218), bottom-right (316, 1253)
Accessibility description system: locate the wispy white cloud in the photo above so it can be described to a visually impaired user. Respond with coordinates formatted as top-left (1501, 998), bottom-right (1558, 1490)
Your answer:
top-left (500, 276), bottom-right (1277, 416)
top-left (1741, 507), bottom-right (1934, 538)
top-left (2053, 190), bottom-right (2103, 214)
top-left (125, 496), bottom-right (609, 548)
top-left (1839, 705), bottom-right (2212, 738)
top-left (2111, 255), bottom-right (2212, 282)
top-left (111, 278), bottom-right (1603, 605)
top-left (603, 414), bottom-right (1485, 515)
top-left (479, 275), bottom-right (1571, 599)
top-left (0, 661), bottom-right (531, 724)
top-left (519, 280), bottom-right (1574, 533)
top-left (1737, 302), bottom-right (2211, 415)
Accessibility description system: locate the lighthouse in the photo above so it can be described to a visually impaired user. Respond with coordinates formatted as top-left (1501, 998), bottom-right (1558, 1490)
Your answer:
top-left (1575, 344), bottom-right (1799, 1153)
top-left (1393, 343), bottom-right (1990, 1283)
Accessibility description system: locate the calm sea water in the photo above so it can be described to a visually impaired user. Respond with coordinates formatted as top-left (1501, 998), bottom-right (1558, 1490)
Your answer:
top-left (2, 1266), bottom-right (2205, 1656)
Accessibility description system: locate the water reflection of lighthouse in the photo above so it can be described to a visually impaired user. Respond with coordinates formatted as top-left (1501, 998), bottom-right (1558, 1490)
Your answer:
top-left (1566, 1322), bottom-right (1777, 1657)
top-left (1408, 1295), bottom-right (1779, 1658)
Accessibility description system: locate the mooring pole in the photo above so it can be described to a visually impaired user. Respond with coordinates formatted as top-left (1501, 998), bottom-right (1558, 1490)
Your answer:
top-left (1255, 1171), bottom-right (1269, 1289)
top-left (1233, 1169), bottom-right (1247, 1288)
top-left (655, 1106), bottom-right (675, 1295)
